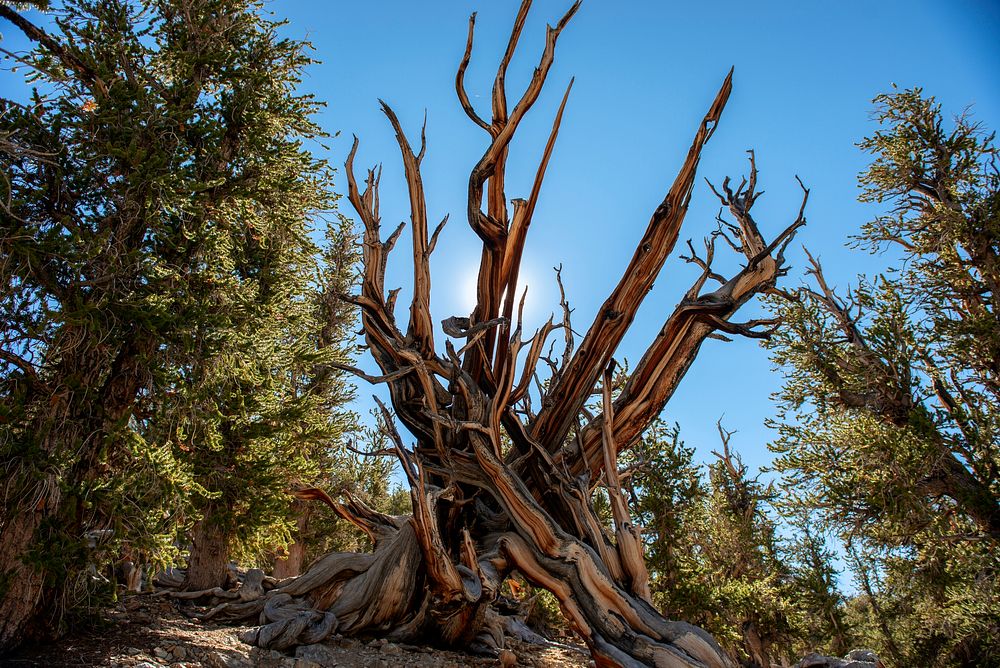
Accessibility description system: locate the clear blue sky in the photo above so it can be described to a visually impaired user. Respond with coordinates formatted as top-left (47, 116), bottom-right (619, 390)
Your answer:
top-left (2, 1), bottom-right (998, 473)
top-left (268, 0), bottom-right (999, 471)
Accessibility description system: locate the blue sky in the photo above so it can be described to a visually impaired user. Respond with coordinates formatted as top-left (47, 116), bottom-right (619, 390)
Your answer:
top-left (268, 0), bottom-right (999, 471)
top-left (2, 0), bottom-right (997, 473)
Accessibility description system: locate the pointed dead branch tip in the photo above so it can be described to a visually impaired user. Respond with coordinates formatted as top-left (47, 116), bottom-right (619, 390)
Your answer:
top-left (456, 11), bottom-right (490, 133)
top-left (384, 222), bottom-right (405, 253)
top-left (745, 148), bottom-right (758, 195)
top-left (793, 175), bottom-right (811, 222)
top-left (347, 134), bottom-right (360, 164)
top-left (523, 75), bottom-right (574, 216)
top-left (704, 314), bottom-right (780, 340)
top-left (703, 68), bottom-right (734, 136)
top-left (379, 100), bottom-right (418, 162)
top-left (681, 237), bottom-right (727, 300)
top-left (803, 247), bottom-right (835, 300)
top-left (517, 284), bottom-right (529, 330)
top-left (556, 1), bottom-right (583, 32)
top-left (415, 110), bottom-right (429, 164)
top-left (373, 395), bottom-right (419, 485)
top-left (711, 420), bottom-right (748, 482)
top-left (427, 214), bottom-right (449, 256)
top-left (344, 437), bottom-right (397, 459)
top-left (493, 0), bottom-right (533, 123)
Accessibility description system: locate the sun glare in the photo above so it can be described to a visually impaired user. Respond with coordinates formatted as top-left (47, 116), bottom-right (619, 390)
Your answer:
top-left (457, 266), bottom-right (543, 323)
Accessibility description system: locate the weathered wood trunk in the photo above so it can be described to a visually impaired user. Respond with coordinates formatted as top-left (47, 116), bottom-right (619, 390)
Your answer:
top-left (202, 3), bottom-right (806, 666)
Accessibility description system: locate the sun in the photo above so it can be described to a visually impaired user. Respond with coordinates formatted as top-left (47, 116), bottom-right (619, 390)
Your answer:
top-left (457, 266), bottom-right (542, 322)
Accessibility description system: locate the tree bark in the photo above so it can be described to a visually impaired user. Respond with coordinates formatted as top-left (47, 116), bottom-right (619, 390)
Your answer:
top-left (0, 328), bottom-right (153, 650)
top-left (273, 503), bottom-right (311, 579)
top-left (184, 517), bottom-right (233, 592)
top-left (0, 509), bottom-right (48, 648)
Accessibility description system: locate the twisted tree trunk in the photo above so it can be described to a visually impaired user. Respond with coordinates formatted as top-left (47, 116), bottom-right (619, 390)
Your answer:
top-left (205, 2), bottom-right (807, 666)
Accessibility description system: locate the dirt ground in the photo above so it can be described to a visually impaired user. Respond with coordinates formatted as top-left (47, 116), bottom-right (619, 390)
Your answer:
top-left (3, 595), bottom-right (593, 668)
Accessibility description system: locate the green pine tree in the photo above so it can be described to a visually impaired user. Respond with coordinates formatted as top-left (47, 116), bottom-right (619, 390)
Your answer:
top-left (0, 0), bottom-right (352, 644)
top-left (767, 88), bottom-right (1000, 666)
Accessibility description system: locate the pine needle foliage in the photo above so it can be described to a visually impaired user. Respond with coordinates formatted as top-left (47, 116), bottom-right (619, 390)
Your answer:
top-left (0, 0), bottom-right (360, 637)
top-left (767, 88), bottom-right (1000, 666)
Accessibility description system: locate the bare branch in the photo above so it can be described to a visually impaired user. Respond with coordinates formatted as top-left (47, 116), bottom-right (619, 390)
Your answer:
top-left (455, 12), bottom-right (491, 132)
top-left (380, 101), bottom-right (435, 356)
top-left (0, 5), bottom-right (108, 97)
top-left (495, 77), bottom-right (575, 376)
top-left (530, 70), bottom-right (734, 454)
top-left (427, 214), bottom-right (449, 256)
top-left (331, 363), bottom-right (414, 385)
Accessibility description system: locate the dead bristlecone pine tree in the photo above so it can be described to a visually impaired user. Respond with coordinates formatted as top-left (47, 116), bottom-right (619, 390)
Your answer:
top-left (203, 2), bottom-right (808, 666)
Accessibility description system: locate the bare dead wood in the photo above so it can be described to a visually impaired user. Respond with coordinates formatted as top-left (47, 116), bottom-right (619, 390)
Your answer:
top-left (564, 157), bottom-right (807, 480)
top-left (529, 70), bottom-right (734, 456)
top-left (464, 0), bottom-right (580, 384)
top-left (600, 362), bottom-right (652, 603)
top-left (205, 4), bottom-right (808, 666)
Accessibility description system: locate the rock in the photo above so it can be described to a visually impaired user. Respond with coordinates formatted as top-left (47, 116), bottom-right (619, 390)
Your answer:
top-left (205, 650), bottom-right (251, 668)
top-left (134, 663), bottom-right (160, 668)
top-left (293, 660), bottom-right (321, 668)
top-left (398, 643), bottom-right (428, 653)
top-left (845, 649), bottom-right (879, 665)
top-left (171, 645), bottom-right (187, 660)
top-left (796, 649), bottom-right (880, 668)
top-left (125, 647), bottom-right (143, 656)
top-left (797, 653), bottom-right (846, 668)
top-left (846, 649), bottom-right (877, 661)
top-left (294, 643), bottom-right (339, 665)
top-left (381, 642), bottom-right (402, 655)
top-left (153, 647), bottom-right (170, 660)
top-left (500, 648), bottom-right (518, 666)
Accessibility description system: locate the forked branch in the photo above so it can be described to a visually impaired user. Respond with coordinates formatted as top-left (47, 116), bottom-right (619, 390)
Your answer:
top-left (530, 69), bottom-right (734, 456)
top-left (564, 156), bottom-right (807, 481)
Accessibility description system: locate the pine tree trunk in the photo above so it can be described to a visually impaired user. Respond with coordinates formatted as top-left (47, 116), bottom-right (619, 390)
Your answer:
top-left (272, 504), bottom-right (310, 579)
top-left (184, 518), bottom-right (233, 591)
top-left (0, 330), bottom-right (152, 650)
top-left (0, 508), bottom-right (48, 649)
top-left (272, 542), bottom-right (304, 580)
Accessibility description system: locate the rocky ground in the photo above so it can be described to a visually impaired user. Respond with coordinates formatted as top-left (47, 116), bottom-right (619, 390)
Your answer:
top-left (3, 595), bottom-right (593, 668)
